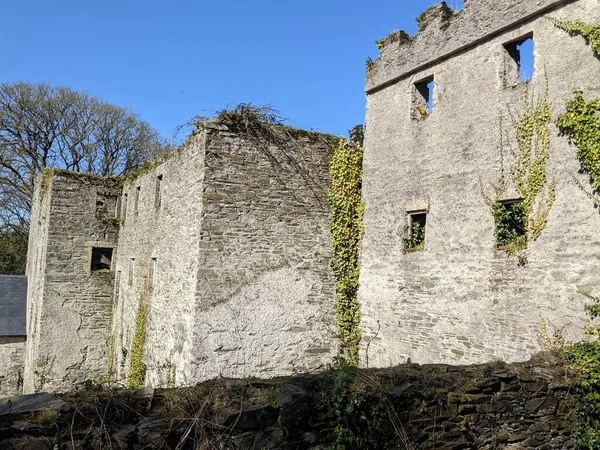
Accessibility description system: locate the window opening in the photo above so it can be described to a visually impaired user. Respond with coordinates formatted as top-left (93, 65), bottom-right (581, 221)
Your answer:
top-left (493, 199), bottom-right (526, 248)
top-left (91, 247), bottom-right (113, 271)
top-left (96, 193), bottom-right (117, 216)
top-left (122, 194), bottom-right (128, 221)
top-left (134, 186), bottom-right (140, 215)
top-left (155, 175), bottom-right (163, 209)
top-left (403, 212), bottom-right (427, 252)
top-left (129, 258), bottom-right (135, 287)
top-left (412, 76), bottom-right (434, 120)
top-left (504, 35), bottom-right (534, 84)
top-left (149, 258), bottom-right (157, 291)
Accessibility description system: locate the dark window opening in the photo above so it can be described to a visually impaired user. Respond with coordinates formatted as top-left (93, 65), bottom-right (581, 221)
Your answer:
top-left (504, 35), bottom-right (534, 84)
top-left (134, 187), bottom-right (140, 215)
top-left (91, 247), bottom-right (113, 271)
top-left (403, 212), bottom-right (427, 251)
top-left (122, 194), bottom-right (128, 222)
top-left (412, 76), bottom-right (434, 119)
top-left (155, 175), bottom-right (163, 209)
top-left (493, 199), bottom-right (526, 248)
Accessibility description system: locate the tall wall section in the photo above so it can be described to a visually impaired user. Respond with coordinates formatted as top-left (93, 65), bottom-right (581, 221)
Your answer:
top-left (359, 0), bottom-right (600, 366)
top-left (190, 124), bottom-right (337, 381)
top-left (0, 275), bottom-right (27, 397)
top-left (110, 133), bottom-right (206, 387)
top-left (24, 171), bottom-right (121, 393)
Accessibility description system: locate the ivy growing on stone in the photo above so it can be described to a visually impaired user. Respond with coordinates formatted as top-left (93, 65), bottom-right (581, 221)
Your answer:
top-left (328, 137), bottom-right (365, 365)
top-left (550, 18), bottom-right (600, 57)
top-left (556, 92), bottom-right (600, 202)
top-left (490, 92), bottom-right (555, 260)
top-left (127, 297), bottom-right (148, 388)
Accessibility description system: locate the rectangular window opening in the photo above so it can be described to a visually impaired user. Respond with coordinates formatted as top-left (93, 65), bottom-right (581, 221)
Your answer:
top-left (134, 187), bottom-right (140, 216)
top-left (155, 175), bottom-right (163, 209)
top-left (412, 76), bottom-right (434, 120)
top-left (504, 35), bottom-right (534, 84)
top-left (122, 194), bottom-right (128, 222)
top-left (149, 258), bottom-right (157, 291)
top-left (404, 212), bottom-right (427, 252)
top-left (91, 247), bottom-right (113, 272)
top-left (129, 258), bottom-right (135, 287)
top-left (494, 199), bottom-right (526, 248)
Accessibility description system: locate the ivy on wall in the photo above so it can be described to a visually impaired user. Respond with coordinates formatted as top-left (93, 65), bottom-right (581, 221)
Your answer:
top-left (550, 19), bottom-right (600, 57)
top-left (490, 93), bottom-right (556, 259)
top-left (127, 297), bottom-right (148, 388)
top-left (328, 137), bottom-right (365, 365)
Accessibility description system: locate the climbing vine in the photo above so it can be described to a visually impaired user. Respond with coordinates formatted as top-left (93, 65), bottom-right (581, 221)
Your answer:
top-left (490, 91), bottom-right (556, 259)
top-left (550, 19), bottom-right (600, 57)
top-left (328, 137), bottom-right (365, 365)
top-left (556, 92), bottom-right (600, 203)
top-left (127, 297), bottom-right (148, 388)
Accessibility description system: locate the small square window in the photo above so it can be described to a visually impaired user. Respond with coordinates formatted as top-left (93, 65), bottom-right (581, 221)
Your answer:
top-left (412, 76), bottom-right (434, 120)
top-left (91, 247), bottom-right (113, 271)
top-left (503, 35), bottom-right (534, 85)
top-left (493, 199), bottom-right (526, 248)
top-left (403, 212), bottom-right (427, 252)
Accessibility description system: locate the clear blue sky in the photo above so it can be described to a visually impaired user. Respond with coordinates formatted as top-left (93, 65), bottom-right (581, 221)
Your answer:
top-left (2, 0), bottom-right (463, 143)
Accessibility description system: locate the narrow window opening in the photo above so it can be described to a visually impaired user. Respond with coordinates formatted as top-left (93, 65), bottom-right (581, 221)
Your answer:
top-left (91, 247), bottom-right (113, 272)
top-left (134, 187), bottom-right (140, 215)
top-left (412, 76), bottom-right (434, 120)
top-left (122, 194), bottom-right (128, 222)
top-left (155, 175), bottom-right (163, 209)
top-left (504, 35), bottom-right (534, 85)
top-left (493, 199), bottom-right (526, 248)
top-left (129, 258), bottom-right (135, 287)
top-left (403, 212), bottom-right (427, 252)
top-left (149, 258), bottom-right (157, 291)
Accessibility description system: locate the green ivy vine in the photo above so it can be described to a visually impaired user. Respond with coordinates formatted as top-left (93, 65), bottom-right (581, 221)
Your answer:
top-left (402, 221), bottom-right (426, 252)
top-left (328, 137), bottom-right (365, 365)
top-left (556, 93), bottom-right (600, 202)
top-left (491, 92), bottom-right (556, 259)
top-left (127, 297), bottom-right (148, 388)
top-left (550, 19), bottom-right (600, 57)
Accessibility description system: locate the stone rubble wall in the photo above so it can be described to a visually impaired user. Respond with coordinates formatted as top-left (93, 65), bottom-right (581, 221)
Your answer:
top-left (23, 172), bottom-right (121, 393)
top-left (190, 125), bottom-right (337, 381)
top-left (112, 134), bottom-right (206, 387)
top-left (367, 0), bottom-right (574, 91)
top-left (0, 354), bottom-right (579, 449)
top-left (359, 0), bottom-right (600, 368)
top-left (0, 337), bottom-right (25, 397)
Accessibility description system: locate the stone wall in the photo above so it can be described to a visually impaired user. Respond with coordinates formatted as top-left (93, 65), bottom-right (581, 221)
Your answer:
top-left (111, 133), bottom-right (206, 387)
top-left (110, 124), bottom-right (337, 388)
top-left (0, 337), bottom-right (24, 397)
top-left (0, 354), bottom-right (579, 449)
top-left (0, 276), bottom-right (26, 336)
top-left (24, 172), bottom-right (121, 393)
top-left (359, 0), bottom-right (600, 367)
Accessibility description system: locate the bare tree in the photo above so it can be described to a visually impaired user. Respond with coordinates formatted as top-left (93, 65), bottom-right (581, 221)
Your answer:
top-left (0, 82), bottom-right (169, 273)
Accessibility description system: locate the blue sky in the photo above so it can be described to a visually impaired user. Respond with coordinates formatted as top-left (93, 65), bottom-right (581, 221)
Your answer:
top-left (2, 0), bottom-right (463, 142)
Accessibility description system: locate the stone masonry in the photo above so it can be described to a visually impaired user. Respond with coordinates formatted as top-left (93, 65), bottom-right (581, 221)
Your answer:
top-left (0, 275), bottom-right (26, 397)
top-left (24, 123), bottom-right (337, 393)
top-left (2, 0), bottom-right (599, 398)
top-left (359, 0), bottom-right (600, 367)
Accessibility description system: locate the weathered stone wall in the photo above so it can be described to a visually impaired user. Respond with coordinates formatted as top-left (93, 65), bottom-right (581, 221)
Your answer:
top-left (24, 172), bottom-right (121, 393)
top-left (366, 0), bottom-right (575, 92)
top-left (191, 124), bottom-right (337, 381)
top-left (111, 124), bottom-right (337, 387)
top-left (0, 337), bottom-right (25, 397)
top-left (359, 0), bottom-right (600, 367)
top-left (112, 134), bottom-right (206, 387)
top-left (0, 354), bottom-right (579, 449)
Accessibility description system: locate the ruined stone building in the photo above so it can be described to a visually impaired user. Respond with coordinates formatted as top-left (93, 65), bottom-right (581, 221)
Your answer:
top-left (0, 0), bottom-right (599, 396)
